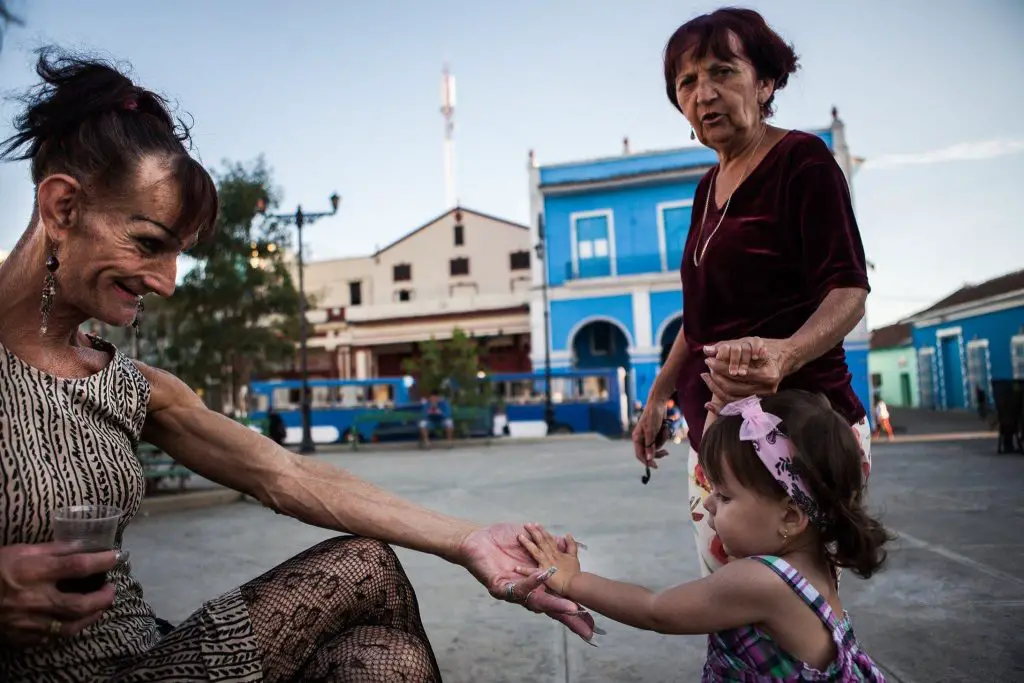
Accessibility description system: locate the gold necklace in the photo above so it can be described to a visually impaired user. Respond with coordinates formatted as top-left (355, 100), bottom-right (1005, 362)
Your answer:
top-left (692, 125), bottom-right (769, 268)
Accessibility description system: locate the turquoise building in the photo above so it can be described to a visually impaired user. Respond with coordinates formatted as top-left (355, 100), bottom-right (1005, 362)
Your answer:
top-left (868, 323), bottom-right (919, 409)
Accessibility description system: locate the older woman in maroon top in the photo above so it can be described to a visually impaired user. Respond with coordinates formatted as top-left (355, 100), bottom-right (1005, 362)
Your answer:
top-left (633, 8), bottom-right (874, 576)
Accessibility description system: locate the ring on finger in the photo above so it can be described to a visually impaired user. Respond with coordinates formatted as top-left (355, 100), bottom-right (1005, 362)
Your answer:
top-left (524, 588), bottom-right (538, 609)
top-left (505, 582), bottom-right (520, 602)
top-left (48, 620), bottom-right (62, 637)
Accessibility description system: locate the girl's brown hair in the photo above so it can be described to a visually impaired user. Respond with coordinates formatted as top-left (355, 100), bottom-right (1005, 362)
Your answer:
top-left (700, 390), bottom-right (892, 578)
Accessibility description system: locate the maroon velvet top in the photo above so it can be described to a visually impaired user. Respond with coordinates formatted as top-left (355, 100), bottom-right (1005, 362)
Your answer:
top-left (676, 130), bottom-right (870, 452)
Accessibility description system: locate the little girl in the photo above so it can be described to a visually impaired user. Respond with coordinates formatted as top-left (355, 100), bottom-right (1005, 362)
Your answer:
top-left (517, 390), bottom-right (891, 681)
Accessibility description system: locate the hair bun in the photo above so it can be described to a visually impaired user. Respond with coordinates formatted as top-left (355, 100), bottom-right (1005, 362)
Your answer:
top-left (1, 47), bottom-right (176, 173)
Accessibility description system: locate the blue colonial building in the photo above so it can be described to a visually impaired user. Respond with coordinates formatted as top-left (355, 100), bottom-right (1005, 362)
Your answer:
top-left (904, 269), bottom-right (1024, 411)
top-left (526, 109), bottom-right (872, 419)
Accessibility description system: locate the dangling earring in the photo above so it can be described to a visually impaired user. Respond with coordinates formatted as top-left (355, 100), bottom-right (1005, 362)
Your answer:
top-left (690, 128), bottom-right (696, 141)
top-left (132, 297), bottom-right (144, 336)
top-left (39, 252), bottom-right (60, 335)
top-left (780, 529), bottom-right (790, 545)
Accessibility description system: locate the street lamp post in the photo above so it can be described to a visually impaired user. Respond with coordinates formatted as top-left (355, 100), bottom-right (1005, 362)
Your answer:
top-left (258, 192), bottom-right (340, 454)
top-left (535, 213), bottom-right (555, 434)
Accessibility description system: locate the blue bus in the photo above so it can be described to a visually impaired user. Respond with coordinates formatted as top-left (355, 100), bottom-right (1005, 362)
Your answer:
top-left (487, 367), bottom-right (628, 439)
top-left (247, 367), bottom-right (628, 444)
top-left (247, 377), bottom-right (414, 445)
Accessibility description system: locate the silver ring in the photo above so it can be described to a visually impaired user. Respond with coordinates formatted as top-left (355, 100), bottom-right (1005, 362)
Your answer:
top-left (524, 588), bottom-right (539, 610)
top-left (504, 583), bottom-right (519, 602)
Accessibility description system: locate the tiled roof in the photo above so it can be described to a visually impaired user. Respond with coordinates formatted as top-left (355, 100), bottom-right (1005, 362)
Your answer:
top-left (909, 268), bottom-right (1024, 318)
top-left (870, 322), bottom-right (913, 350)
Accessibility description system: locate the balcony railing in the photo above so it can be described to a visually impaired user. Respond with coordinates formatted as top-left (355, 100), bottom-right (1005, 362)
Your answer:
top-left (561, 253), bottom-right (682, 282)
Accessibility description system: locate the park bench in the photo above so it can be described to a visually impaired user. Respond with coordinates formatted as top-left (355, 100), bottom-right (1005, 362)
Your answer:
top-left (136, 443), bottom-right (192, 494)
top-left (348, 405), bottom-right (495, 451)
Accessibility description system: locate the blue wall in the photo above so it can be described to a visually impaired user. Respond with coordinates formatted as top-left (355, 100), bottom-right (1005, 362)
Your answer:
top-left (540, 148), bottom-right (718, 187)
top-left (845, 346), bottom-right (871, 424)
top-left (539, 129), bottom-right (834, 288)
top-left (550, 295), bottom-right (635, 352)
top-left (633, 361), bottom-right (660, 407)
top-left (650, 290), bottom-right (683, 346)
top-left (911, 305), bottom-right (1024, 410)
top-left (573, 323), bottom-right (630, 370)
top-left (537, 129), bottom-right (831, 187)
top-left (543, 180), bottom-right (700, 286)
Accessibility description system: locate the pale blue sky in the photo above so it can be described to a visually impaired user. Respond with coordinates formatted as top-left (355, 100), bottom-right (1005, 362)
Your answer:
top-left (1, 0), bottom-right (1022, 326)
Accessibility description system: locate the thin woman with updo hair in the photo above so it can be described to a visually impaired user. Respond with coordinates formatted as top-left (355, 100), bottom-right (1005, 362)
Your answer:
top-left (0, 48), bottom-right (596, 682)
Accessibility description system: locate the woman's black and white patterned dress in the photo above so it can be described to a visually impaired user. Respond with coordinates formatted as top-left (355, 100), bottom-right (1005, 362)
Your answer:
top-left (0, 336), bottom-right (261, 681)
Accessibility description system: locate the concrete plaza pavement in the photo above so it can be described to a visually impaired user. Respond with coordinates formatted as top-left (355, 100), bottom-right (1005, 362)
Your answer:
top-left (125, 436), bottom-right (1024, 682)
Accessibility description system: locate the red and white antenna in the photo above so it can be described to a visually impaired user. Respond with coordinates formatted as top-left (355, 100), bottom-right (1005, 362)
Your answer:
top-left (440, 63), bottom-right (457, 209)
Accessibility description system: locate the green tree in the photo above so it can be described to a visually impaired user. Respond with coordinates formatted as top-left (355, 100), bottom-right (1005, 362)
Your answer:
top-left (160, 158), bottom-right (304, 411)
top-left (402, 328), bottom-right (493, 409)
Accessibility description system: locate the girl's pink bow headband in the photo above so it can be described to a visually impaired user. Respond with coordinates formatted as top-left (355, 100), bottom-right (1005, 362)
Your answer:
top-left (718, 396), bottom-right (823, 527)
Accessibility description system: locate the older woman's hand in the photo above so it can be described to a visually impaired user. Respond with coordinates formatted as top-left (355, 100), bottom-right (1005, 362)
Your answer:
top-left (0, 543), bottom-right (118, 646)
top-left (458, 523), bottom-right (598, 643)
top-left (701, 337), bottom-right (796, 403)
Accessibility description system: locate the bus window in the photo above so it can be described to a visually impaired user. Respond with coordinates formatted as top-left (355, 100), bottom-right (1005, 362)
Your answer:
top-left (273, 388), bottom-right (297, 411)
top-left (370, 384), bottom-right (395, 407)
top-left (509, 380), bottom-right (541, 404)
top-left (580, 375), bottom-right (609, 401)
top-left (249, 393), bottom-right (269, 413)
top-left (311, 386), bottom-right (332, 408)
top-left (338, 385), bottom-right (367, 407)
top-left (550, 378), bottom-right (578, 403)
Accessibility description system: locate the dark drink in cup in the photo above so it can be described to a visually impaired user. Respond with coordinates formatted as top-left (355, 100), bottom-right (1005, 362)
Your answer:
top-left (56, 573), bottom-right (107, 594)
top-left (52, 505), bottom-right (122, 594)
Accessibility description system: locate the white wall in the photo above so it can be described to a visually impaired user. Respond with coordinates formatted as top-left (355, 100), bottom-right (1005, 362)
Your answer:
top-left (367, 209), bottom-right (532, 311)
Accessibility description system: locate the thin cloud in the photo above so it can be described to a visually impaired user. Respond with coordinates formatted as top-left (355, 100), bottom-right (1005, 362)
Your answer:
top-left (861, 138), bottom-right (1024, 170)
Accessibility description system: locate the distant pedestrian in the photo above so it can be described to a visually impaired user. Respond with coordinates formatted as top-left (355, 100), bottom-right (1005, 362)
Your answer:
top-left (267, 409), bottom-right (287, 445)
top-left (874, 397), bottom-right (894, 440)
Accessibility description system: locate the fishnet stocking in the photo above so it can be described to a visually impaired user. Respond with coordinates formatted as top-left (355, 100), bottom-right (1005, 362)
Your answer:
top-left (239, 536), bottom-right (442, 682)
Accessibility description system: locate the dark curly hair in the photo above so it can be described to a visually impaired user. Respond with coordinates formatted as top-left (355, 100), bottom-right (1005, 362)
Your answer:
top-left (663, 7), bottom-right (800, 119)
top-left (0, 47), bottom-right (217, 241)
top-left (699, 390), bottom-right (893, 579)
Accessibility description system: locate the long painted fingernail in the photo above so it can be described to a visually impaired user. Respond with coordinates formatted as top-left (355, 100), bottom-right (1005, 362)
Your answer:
top-left (586, 635), bottom-right (603, 648)
top-left (114, 549), bottom-right (130, 564)
top-left (593, 625), bottom-right (608, 636)
top-left (575, 541), bottom-right (588, 551)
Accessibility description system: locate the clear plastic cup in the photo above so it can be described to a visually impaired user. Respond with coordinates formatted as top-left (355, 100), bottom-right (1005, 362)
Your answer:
top-left (52, 505), bottom-right (122, 594)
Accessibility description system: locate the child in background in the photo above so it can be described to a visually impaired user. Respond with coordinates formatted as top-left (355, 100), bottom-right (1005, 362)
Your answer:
top-left (517, 391), bottom-right (890, 682)
top-left (873, 397), bottom-right (894, 441)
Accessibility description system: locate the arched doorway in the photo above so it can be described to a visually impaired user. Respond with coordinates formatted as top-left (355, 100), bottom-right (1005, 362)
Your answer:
top-left (659, 315), bottom-right (682, 366)
top-left (571, 320), bottom-right (631, 371)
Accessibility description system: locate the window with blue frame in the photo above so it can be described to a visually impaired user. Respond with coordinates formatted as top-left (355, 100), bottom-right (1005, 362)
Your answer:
top-left (573, 213), bottom-right (613, 278)
top-left (1012, 335), bottom-right (1024, 379)
top-left (660, 202), bottom-right (692, 271)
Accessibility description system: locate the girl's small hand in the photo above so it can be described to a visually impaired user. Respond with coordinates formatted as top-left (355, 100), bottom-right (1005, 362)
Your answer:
top-left (515, 523), bottom-right (580, 595)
